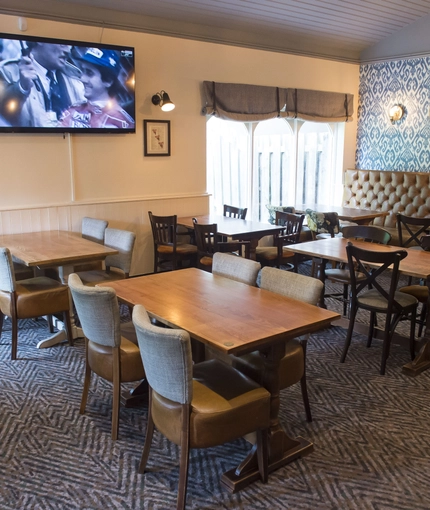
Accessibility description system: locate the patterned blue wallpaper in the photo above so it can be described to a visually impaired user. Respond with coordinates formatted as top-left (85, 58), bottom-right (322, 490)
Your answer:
top-left (356, 58), bottom-right (430, 171)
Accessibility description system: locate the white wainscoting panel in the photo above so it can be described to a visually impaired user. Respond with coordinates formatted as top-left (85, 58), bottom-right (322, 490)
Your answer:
top-left (0, 195), bottom-right (209, 275)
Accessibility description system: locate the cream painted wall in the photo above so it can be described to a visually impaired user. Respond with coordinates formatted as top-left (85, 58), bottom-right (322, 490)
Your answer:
top-left (0, 14), bottom-right (358, 208)
top-left (0, 14), bottom-right (359, 273)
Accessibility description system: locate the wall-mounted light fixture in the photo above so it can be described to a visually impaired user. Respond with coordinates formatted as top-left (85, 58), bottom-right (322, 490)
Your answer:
top-left (152, 90), bottom-right (175, 112)
top-left (389, 104), bottom-right (404, 124)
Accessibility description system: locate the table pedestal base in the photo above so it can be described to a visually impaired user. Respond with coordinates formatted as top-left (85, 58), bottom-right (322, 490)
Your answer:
top-left (121, 380), bottom-right (149, 408)
top-left (36, 324), bottom-right (83, 349)
top-left (221, 432), bottom-right (313, 493)
top-left (403, 342), bottom-right (430, 376)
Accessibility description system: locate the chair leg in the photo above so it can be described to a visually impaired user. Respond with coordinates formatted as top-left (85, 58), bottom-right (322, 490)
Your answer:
top-left (418, 303), bottom-right (427, 337)
top-left (63, 310), bottom-right (74, 347)
top-left (139, 388), bottom-right (155, 474)
top-left (380, 313), bottom-right (393, 376)
top-left (367, 312), bottom-right (376, 348)
top-left (177, 405), bottom-right (190, 510)
top-left (299, 339), bottom-right (312, 422)
top-left (341, 304), bottom-right (358, 363)
top-left (111, 347), bottom-right (121, 440)
top-left (342, 284), bottom-right (348, 317)
top-left (80, 339), bottom-right (92, 414)
top-left (410, 307), bottom-right (417, 361)
top-left (300, 375), bottom-right (312, 422)
top-left (153, 248), bottom-right (159, 274)
top-left (11, 317), bottom-right (18, 361)
top-left (0, 311), bottom-right (4, 337)
top-left (256, 428), bottom-right (268, 483)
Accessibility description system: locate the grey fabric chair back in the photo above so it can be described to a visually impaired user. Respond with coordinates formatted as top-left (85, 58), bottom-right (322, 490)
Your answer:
top-left (0, 247), bottom-right (16, 292)
top-left (132, 305), bottom-right (193, 405)
top-left (68, 273), bottom-right (121, 347)
top-left (212, 252), bottom-right (261, 286)
top-left (82, 217), bottom-right (109, 244)
top-left (103, 228), bottom-right (136, 274)
top-left (260, 266), bottom-right (323, 305)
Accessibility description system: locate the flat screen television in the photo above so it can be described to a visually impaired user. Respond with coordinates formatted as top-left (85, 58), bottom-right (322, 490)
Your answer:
top-left (0, 33), bottom-right (135, 133)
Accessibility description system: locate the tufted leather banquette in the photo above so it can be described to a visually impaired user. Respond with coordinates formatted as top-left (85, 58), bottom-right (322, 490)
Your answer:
top-left (342, 169), bottom-right (430, 245)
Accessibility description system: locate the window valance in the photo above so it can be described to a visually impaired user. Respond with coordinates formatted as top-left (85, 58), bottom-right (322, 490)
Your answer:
top-left (202, 81), bottom-right (353, 123)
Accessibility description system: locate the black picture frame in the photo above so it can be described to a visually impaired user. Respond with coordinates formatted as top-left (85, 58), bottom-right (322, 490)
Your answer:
top-left (144, 120), bottom-right (171, 156)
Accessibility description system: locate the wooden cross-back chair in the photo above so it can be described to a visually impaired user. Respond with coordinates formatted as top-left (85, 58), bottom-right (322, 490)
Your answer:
top-left (324, 225), bottom-right (392, 316)
top-left (341, 243), bottom-right (418, 375)
top-left (397, 213), bottom-right (430, 249)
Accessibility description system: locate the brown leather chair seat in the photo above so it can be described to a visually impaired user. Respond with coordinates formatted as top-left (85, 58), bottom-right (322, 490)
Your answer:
top-left (0, 248), bottom-right (73, 360)
top-left (152, 359), bottom-right (270, 449)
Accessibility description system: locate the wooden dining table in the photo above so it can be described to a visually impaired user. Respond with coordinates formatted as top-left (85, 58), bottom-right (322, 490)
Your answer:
top-left (294, 204), bottom-right (389, 225)
top-left (101, 268), bottom-right (340, 492)
top-left (286, 236), bottom-right (430, 376)
top-left (0, 230), bottom-right (118, 347)
top-left (177, 214), bottom-right (284, 259)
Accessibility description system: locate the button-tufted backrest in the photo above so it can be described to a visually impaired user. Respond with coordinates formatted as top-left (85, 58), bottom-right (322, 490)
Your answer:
top-left (343, 169), bottom-right (430, 230)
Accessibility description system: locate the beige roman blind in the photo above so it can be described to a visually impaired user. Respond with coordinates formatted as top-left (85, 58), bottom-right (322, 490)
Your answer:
top-left (202, 81), bottom-right (353, 123)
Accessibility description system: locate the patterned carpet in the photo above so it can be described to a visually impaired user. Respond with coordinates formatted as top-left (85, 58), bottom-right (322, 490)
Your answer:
top-left (0, 285), bottom-right (430, 509)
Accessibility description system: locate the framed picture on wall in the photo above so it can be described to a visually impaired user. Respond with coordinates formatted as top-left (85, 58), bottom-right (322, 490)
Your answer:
top-left (144, 120), bottom-right (171, 156)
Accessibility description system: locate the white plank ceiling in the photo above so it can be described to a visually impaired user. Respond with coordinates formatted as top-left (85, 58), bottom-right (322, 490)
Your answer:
top-left (1, 0), bottom-right (430, 62)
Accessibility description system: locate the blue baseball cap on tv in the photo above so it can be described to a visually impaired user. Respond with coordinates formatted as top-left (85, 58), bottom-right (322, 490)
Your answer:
top-left (80, 47), bottom-right (120, 76)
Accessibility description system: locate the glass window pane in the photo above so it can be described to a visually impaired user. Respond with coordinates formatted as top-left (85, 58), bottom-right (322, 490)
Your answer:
top-left (207, 117), bottom-right (249, 215)
top-left (253, 118), bottom-right (294, 222)
top-left (297, 122), bottom-right (333, 205)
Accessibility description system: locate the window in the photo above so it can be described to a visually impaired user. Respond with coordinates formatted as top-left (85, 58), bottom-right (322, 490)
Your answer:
top-left (207, 117), bottom-right (345, 222)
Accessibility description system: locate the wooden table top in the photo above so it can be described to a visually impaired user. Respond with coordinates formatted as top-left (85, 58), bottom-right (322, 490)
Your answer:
top-left (0, 230), bottom-right (118, 267)
top-left (287, 237), bottom-right (430, 280)
top-left (177, 214), bottom-right (284, 240)
top-left (101, 268), bottom-right (339, 356)
top-left (294, 205), bottom-right (389, 222)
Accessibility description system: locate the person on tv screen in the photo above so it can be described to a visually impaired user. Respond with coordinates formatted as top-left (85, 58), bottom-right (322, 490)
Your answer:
top-left (59, 48), bottom-right (135, 129)
top-left (0, 41), bottom-right (84, 127)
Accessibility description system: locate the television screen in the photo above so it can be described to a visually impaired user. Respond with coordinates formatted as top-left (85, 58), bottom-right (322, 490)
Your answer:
top-left (0, 33), bottom-right (135, 133)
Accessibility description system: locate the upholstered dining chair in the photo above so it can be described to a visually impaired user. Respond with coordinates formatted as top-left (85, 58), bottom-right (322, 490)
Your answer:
top-left (82, 217), bottom-right (109, 244)
top-left (148, 211), bottom-right (197, 273)
top-left (212, 252), bottom-right (261, 285)
top-left (0, 247), bottom-right (73, 360)
top-left (341, 243), bottom-right (418, 375)
top-left (231, 266), bottom-right (323, 422)
top-left (255, 211), bottom-right (305, 270)
top-left (68, 274), bottom-right (144, 440)
top-left (73, 228), bottom-right (136, 286)
top-left (132, 304), bottom-right (270, 510)
top-left (223, 204), bottom-right (248, 219)
top-left (324, 225), bottom-right (392, 315)
top-left (63, 217), bottom-right (110, 278)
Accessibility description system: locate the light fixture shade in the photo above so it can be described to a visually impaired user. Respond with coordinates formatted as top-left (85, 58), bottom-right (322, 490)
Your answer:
top-left (152, 90), bottom-right (175, 111)
top-left (161, 93), bottom-right (175, 111)
top-left (389, 104), bottom-right (403, 124)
